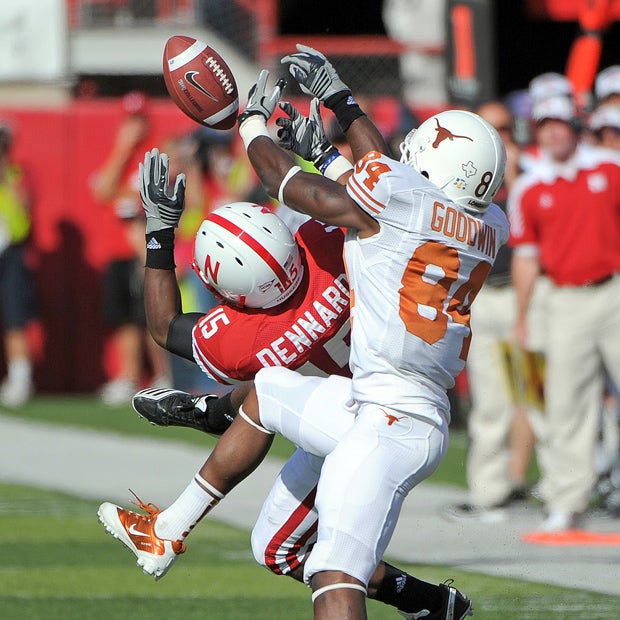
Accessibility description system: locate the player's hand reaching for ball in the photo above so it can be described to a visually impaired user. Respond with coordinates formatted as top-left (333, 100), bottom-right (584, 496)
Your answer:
top-left (277, 98), bottom-right (334, 165)
top-left (277, 98), bottom-right (353, 181)
top-left (281, 44), bottom-right (350, 105)
top-left (139, 148), bottom-right (186, 234)
top-left (238, 70), bottom-right (286, 125)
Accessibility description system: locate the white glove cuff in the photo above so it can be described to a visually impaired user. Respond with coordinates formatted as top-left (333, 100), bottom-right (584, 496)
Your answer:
top-left (323, 154), bottom-right (353, 181)
top-left (239, 115), bottom-right (270, 149)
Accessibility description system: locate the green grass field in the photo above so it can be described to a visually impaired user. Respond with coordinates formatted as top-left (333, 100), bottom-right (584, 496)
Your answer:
top-left (0, 396), bottom-right (616, 619)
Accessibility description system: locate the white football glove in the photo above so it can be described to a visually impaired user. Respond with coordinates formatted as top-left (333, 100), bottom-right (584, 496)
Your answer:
top-left (281, 44), bottom-right (349, 104)
top-left (139, 148), bottom-right (186, 234)
top-left (238, 70), bottom-right (287, 125)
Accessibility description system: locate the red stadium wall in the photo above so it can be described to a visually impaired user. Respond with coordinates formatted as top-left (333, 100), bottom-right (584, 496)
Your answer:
top-left (0, 99), bottom-right (197, 392)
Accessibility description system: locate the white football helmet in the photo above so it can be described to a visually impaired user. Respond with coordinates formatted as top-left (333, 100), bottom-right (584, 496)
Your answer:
top-left (399, 110), bottom-right (506, 213)
top-left (192, 202), bottom-right (303, 309)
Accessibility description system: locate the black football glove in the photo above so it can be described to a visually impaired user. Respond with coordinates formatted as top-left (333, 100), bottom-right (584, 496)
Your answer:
top-left (277, 98), bottom-right (338, 171)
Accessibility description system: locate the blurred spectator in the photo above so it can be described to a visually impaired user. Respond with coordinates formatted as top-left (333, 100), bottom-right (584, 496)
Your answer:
top-left (508, 94), bottom-right (620, 532)
top-left (0, 120), bottom-right (37, 407)
top-left (519, 75), bottom-right (586, 177)
top-left (588, 104), bottom-right (620, 151)
top-left (444, 101), bottom-right (546, 522)
top-left (90, 92), bottom-right (172, 405)
top-left (594, 65), bottom-right (620, 107)
top-left (528, 72), bottom-right (575, 106)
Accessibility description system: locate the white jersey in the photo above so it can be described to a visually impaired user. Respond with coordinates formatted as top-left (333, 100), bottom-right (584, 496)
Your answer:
top-left (345, 151), bottom-right (509, 416)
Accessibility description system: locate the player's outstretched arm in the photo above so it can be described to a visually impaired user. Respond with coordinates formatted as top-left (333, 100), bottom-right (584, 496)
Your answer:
top-left (140, 149), bottom-right (198, 358)
top-left (238, 71), bottom-right (378, 236)
top-left (281, 43), bottom-right (388, 162)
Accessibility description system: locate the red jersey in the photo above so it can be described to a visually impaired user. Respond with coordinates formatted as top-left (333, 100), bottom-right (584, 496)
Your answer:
top-left (508, 144), bottom-right (620, 286)
top-left (192, 219), bottom-right (351, 384)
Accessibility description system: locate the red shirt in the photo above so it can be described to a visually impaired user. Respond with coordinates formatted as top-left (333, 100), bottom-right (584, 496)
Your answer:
top-left (191, 219), bottom-right (351, 383)
top-left (508, 144), bottom-right (620, 285)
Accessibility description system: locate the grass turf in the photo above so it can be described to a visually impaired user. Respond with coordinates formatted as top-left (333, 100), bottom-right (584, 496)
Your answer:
top-left (2, 395), bottom-right (592, 619)
top-left (0, 483), bottom-right (618, 619)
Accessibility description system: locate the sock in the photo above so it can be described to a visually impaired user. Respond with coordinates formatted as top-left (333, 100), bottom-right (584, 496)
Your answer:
top-left (205, 391), bottom-right (236, 433)
top-left (373, 563), bottom-right (442, 614)
top-left (154, 473), bottom-right (224, 540)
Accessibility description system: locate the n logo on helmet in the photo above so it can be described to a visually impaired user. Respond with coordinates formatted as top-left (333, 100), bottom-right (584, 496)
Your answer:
top-left (204, 255), bottom-right (220, 283)
top-left (432, 119), bottom-right (473, 148)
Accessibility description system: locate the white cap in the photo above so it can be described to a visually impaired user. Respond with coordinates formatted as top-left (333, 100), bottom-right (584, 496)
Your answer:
top-left (532, 96), bottom-right (576, 123)
top-left (594, 66), bottom-right (620, 101)
top-left (529, 73), bottom-right (573, 103)
top-left (588, 104), bottom-right (620, 131)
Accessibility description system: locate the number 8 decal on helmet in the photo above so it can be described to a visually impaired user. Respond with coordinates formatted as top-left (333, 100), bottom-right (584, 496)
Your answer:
top-left (399, 109), bottom-right (506, 213)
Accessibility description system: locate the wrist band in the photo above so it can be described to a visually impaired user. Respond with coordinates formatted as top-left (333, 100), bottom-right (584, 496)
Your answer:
top-left (323, 154), bottom-right (353, 181)
top-left (278, 165), bottom-right (302, 205)
top-left (239, 114), bottom-right (270, 149)
top-left (145, 228), bottom-right (175, 269)
top-left (325, 91), bottom-right (366, 132)
top-left (316, 148), bottom-right (340, 174)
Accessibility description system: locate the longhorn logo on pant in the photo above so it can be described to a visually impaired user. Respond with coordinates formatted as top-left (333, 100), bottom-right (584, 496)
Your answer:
top-left (381, 408), bottom-right (405, 426)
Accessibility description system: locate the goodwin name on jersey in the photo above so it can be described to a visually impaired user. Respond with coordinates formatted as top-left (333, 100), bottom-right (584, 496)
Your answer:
top-left (430, 201), bottom-right (499, 260)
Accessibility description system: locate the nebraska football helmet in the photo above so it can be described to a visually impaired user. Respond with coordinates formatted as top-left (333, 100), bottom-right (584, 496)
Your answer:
top-left (192, 202), bottom-right (303, 309)
top-left (399, 110), bottom-right (506, 213)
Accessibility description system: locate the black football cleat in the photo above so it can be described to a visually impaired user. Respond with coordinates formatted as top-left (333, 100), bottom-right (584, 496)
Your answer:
top-left (398, 580), bottom-right (473, 619)
top-left (132, 388), bottom-right (220, 435)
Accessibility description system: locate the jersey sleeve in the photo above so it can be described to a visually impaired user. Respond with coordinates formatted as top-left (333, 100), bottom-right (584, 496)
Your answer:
top-left (191, 306), bottom-right (255, 384)
top-left (346, 151), bottom-right (427, 221)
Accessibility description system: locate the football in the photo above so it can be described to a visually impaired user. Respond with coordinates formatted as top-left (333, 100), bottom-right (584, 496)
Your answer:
top-left (163, 35), bottom-right (239, 130)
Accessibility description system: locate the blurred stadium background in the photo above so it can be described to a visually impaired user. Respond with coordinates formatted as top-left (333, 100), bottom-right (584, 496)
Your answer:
top-left (1, 0), bottom-right (619, 394)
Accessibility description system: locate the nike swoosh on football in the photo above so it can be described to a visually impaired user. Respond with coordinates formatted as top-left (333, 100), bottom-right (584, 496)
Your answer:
top-left (128, 523), bottom-right (151, 537)
top-left (185, 71), bottom-right (218, 102)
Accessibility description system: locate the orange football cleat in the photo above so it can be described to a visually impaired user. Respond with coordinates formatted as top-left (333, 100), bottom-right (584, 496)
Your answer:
top-left (98, 492), bottom-right (186, 580)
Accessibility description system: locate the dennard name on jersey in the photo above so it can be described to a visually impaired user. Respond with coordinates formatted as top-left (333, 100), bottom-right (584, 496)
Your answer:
top-left (256, 274), bottom-right (349, 367)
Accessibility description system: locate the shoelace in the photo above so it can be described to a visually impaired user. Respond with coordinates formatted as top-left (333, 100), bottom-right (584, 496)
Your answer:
top-left (128, 489), bottom-right (161, 518)
top-left (126, 489), bottom-right (187, 555)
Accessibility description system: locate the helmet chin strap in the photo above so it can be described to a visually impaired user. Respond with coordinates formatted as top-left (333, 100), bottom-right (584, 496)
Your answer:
top-left (435, 175), bottom-right (454, 191)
